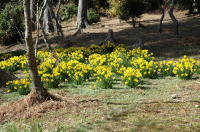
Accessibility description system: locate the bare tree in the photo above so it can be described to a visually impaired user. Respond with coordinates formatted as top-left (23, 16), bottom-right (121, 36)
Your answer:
top-left (43, 0), bottom-right (54, 34)
top-left (24, 0), bottom-right (49, 100)
top-left (74, 0), bottom-right (89, 36)
top-left (34, 0), bottom-right (65, 55)
top-left (159, 0), bottom-right (179, 35)
top-left (49, 0), bottom-right (64, 37)
top-left (35, 0), bottom-right (53, 55)
top-left (30, 0), bottom-right (37, 30)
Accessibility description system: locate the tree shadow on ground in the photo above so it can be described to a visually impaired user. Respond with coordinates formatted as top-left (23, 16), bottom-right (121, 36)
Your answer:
top-left (48, 15), bottom-right (200, 59)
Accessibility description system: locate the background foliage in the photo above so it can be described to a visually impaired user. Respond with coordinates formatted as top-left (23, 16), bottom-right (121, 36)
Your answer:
top-left (0, 3), bottom-right (24, 45)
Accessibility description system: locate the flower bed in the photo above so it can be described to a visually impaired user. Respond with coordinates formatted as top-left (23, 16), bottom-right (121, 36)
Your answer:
top-left (1, 43), bottom-right (200, 94)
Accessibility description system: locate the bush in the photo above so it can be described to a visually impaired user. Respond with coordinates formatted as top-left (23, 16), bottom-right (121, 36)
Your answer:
top-left (148, 0), bottom-right (160, 11)
top-left (61, 3), bottom-right (78, 21)
top-left (0, 4), bottom-right (24, 45)
top-left (108, 0), bottom-right (149, 22)
top-left (177, 0), bottom-right (199, 14)
top-left (87, 8), bottom-right (100, 24)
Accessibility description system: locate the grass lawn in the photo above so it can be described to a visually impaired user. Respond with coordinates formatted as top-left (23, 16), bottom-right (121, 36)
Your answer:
top-left (0, 76), bottom-right (200, 132)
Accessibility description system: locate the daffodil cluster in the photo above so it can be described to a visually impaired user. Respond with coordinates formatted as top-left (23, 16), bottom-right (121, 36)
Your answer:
top-left (159, 60), bottom-right (175, 76)
top-left (108, 47), bottom-right (129, 71)
top-left (67, 50), bottom-right (84, 62)
top-left (128, 49), bottom-right (154, 61)
top-left (173, 56), bottom-right (196, 79)
top-left (94, 66), bottom-right (114, 89)
top-left (37, 50), bottom-right (52, 61)
top-left (38, 58), bottom-right (57, 74)
top-left (6, 78), bottom-right (31, 95)
top-left (131, 58), bottom-right (159, 78)
top-left (64, 60), bottom-right (92, 85)
top-left (89, 53), bottom-right (107, 66)
top-left (119, 67), bottom-right (142, 87)
top-left (0, 55), bottom-right (28, 72)
top-left (2, 42), bottom-right (200, 93)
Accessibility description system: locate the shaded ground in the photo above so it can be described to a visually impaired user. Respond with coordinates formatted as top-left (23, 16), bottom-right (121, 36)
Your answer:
top-left (1, 11), bottom-right (200, 59)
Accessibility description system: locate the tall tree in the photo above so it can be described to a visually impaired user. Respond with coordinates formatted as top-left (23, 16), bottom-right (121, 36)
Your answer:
top-left (74, 0), bottom-right (89, 36)
top-left (30, 0), bottom-right (37, 30)
top-left (24, 0), bottom-right (49, 101)
top-left (159, 0), bottom-right (179, 35)
top-left (43, 0), bottom-right (54, 34)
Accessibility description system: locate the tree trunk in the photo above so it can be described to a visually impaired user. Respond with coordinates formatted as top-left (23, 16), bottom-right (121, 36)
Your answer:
top-left (49, 2), bottom-right (64, 37)
top-left (159, 7), bottom-right (165, 33)
top-left (43, 0), bottom-right (54, 34)
top-left (158, 0), bottom-right (178, 35)
top-left (30, 0), bottom-right (37, 30)
top-left (168, 0), bottom-right (179, 35)
top-left (35, 1), bottom-right (40, 56)
top-left (74, 0), bottom-right (89, 36)
top-left (0, 69), bottom-right (18, 87)
top-left (55, 0), bottom-right (63, 33)
top-left (158, 0), bottom-right (166, 33)
top-left (35, 0), bottom-right (52, 52)
top-left (24, 0), bottom-right (49, 100)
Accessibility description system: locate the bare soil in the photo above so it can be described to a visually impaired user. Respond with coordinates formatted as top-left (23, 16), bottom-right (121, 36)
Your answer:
top-left (1, 11), bottom-right (200, 58)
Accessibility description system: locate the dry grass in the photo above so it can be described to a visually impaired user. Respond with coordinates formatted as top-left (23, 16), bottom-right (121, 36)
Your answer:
top-left (0, 77), bottom-right (199, 131)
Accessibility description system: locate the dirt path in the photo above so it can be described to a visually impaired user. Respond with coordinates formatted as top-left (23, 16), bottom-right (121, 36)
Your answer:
top-left (1, 11), bottom-right (200, 58)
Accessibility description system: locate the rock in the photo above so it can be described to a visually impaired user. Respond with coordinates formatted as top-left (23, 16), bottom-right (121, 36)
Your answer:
top-left (195, 105), bottom-right (200, 108)
top-left (171, 94), bottom-right (181, 99)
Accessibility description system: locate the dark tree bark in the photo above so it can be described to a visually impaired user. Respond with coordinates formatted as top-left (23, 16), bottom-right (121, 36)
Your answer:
top-left (159, 0), bottom-right (179, 35)
top-left (159, 5), bottom-right (165, 33)
top-left (74, 0), bottom-right (89, 36)
top-left (168, 0), bottom-right (179, 35)
top-left (49, 1), bottom-right (64, 37)
top-left (30, 0), bottom-right (37, 30)
top-left (24, 0), bottom-right (49, 100)
top-left (0, 69), bottom-right (18, 88)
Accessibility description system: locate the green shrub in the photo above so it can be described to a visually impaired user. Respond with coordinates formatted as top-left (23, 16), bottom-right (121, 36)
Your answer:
top-left (61, 3), bottom-right (78, 21)
top-left (0, 4), bottom-right (24, 45)
top-left (87, 8), bottom-right (100, 24)
top-left (108, 0), bottom-right (149, 23)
